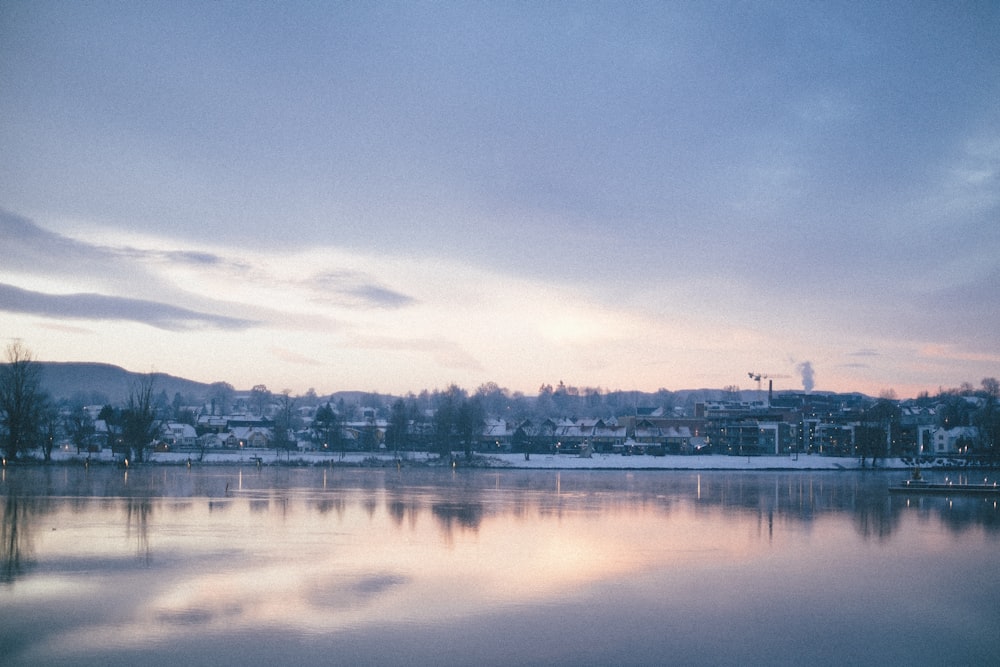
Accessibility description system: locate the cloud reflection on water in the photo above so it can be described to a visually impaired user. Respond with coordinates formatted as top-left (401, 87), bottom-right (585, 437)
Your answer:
top-left (2, 467), bottom-right (999, 665)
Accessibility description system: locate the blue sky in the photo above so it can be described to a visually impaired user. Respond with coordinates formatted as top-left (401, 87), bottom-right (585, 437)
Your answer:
top-left (2, 1), bottom-right (998, 398)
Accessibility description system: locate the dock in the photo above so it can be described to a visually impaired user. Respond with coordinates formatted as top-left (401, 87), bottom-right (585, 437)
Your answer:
top-left (889, 480), bottom-right (1000, 495)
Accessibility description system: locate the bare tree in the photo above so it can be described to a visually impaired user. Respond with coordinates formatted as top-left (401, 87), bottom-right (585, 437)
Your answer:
top-left (474, 381), bottom-right (507, 418)
top-left (387, 398), bottom-right (408, 454)
top-left (39, 396), bottom-right (59, 462)
top-left (272, 390), bottom-right (296, 455)
top-left (857, 398), bottom-right (900, 466)
top-left (65, 407), bottom-right (96, 454)
top-left (456, 396), bottom-right (485, 460)
top-left (433, 385), bottom-right (465, 457)
top-left (250, 384), bottom-right (272, 417)
top-left (0, 342), bottom-right (45, 460)
top-left (122, 374), bottom-right (158, 463)
top-left (313, 402), bottom-right (340, 451)
top-left (208, 381), bottom-right (235, 416)
top-left (975, 377), bottom-right (1000, 461)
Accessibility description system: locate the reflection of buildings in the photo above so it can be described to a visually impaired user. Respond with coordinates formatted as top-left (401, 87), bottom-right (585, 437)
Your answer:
top-left (1, 466), bottom-right (997, 595)
top-left (397, 470), bottom-right (999, 543)
top-left (353, 470), bottom-right (998, 544)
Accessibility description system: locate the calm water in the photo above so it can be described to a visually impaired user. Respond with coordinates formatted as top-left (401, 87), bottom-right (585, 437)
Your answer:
top-left (2, 465), bottom-right (999, 666)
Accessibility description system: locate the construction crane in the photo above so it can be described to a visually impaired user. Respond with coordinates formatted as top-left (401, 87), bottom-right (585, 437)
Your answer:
top-left (747, 372), bottom-right (791, 405)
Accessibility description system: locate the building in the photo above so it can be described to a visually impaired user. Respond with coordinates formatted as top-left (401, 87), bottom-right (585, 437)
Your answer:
top-left (929, 426), bottom-right (978, 455)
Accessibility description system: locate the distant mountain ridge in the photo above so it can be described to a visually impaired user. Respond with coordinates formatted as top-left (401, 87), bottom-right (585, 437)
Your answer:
top-left (20, 361), bottom-right (847, 409)
top-left (32, 362), bottom-right (219, 405)
top-left (26, 363), bottom-right (419, 408)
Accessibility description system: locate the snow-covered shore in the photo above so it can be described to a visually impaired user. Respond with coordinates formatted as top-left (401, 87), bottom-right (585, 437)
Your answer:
top-left (32, 447), bottom-right (930, 470)
top-left (477, 452), bottom-right (910, 470)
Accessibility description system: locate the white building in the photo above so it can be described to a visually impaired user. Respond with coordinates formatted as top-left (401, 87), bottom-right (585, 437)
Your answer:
top-left (160, 422), bottom-right (197, 448)
top-left (929, 426), bottom-right (979, 454)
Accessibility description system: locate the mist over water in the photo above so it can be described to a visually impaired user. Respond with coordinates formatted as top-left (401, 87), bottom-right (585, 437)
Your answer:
top-left (2, 466), bottom-right (999, 666)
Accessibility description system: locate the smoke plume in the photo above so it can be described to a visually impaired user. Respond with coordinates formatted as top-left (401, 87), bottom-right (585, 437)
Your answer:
top-left (797, 361), bottom-right (815, 393)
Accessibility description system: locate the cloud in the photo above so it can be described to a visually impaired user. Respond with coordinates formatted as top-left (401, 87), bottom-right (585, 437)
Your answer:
top-left (1, 209), bottom-right (253, 288)
top-left (1, 211), bottom-right (323, 330)
top-left (308, 271), bottom-right (416, 310)
top-left (343, 284), bottom-right (416, 309)
top-left (346, 333), bottom-right (484, 373)
top-left (908, 270), bottom-right (1000, 354)
top-left (918, 344), bottom-right (1000, 365)
top-left (37, 322), bottom-right (95, 335)
top-left (270, 347), bottom-right (323, 366)
top-left (118, 247), bottom-right (234, 267)
top-left (0, 283), bottom-right (258, 331)
top-left (1, 208), bottom-right (114, 271)
top-left (849, 349), bottom-right (879, 357)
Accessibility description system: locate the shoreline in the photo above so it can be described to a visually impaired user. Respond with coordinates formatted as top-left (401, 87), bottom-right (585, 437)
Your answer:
top-left (8, 448), bottom-right (988, 471)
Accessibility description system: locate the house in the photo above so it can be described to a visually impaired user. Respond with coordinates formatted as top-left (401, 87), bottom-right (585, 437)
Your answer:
top-left (197, 433), bottom-right (226, 449)
top-left (930, 426), bottom-right (978, 454)
top-left (226, 426), bottom-right (272, 449)
top-left (632, 419), bottom-right (700, 454)
top-left (553, 418), bottom-right (586, 453)
top-left (549, 418), bottom-right (626, 454)
top-left (342, 419), bottom-right (387, 450)
top-left (590, 419), bottom-right (626, 452)
top-left (510, 419), bottom-right (556, 453)
top-left (196, 415), bottom-right (230, 434)
top-left (480, 419), bottom-right (514, 451)
top-left (160, 422), bottom-right (197, 448)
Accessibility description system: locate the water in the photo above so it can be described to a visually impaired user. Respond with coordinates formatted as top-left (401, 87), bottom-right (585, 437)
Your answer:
top-left (2, 465), bottom-right (999, 666)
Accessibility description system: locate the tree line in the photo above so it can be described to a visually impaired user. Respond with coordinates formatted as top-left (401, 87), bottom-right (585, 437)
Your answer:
top-left (4, 341), bottom-right (1000, 462)
top-left (1, 343), bottom-right (160, 463)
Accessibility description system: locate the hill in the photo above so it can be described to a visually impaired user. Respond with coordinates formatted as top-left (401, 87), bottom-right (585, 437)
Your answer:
top-left (32, 362), bottom-right (219, 405)
top-left (12, 361), bottom-right (860, 412)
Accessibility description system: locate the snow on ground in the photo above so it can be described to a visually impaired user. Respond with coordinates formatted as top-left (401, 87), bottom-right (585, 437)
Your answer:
top-left (483, 452), bottom-right (906, 470)
top-left (41, 447), bottom-right (916, 470)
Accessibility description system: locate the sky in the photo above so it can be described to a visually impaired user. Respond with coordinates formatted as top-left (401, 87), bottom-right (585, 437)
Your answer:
top-left (1, 1), bottom-right (998, 399)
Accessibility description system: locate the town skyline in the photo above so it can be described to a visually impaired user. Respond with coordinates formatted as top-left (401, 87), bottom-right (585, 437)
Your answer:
top-left (17, 355), bottom-right (1000, 405)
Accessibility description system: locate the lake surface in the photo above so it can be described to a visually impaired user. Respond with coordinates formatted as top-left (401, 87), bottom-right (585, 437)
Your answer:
top-left (2, 465), bottom-right (999, 666)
